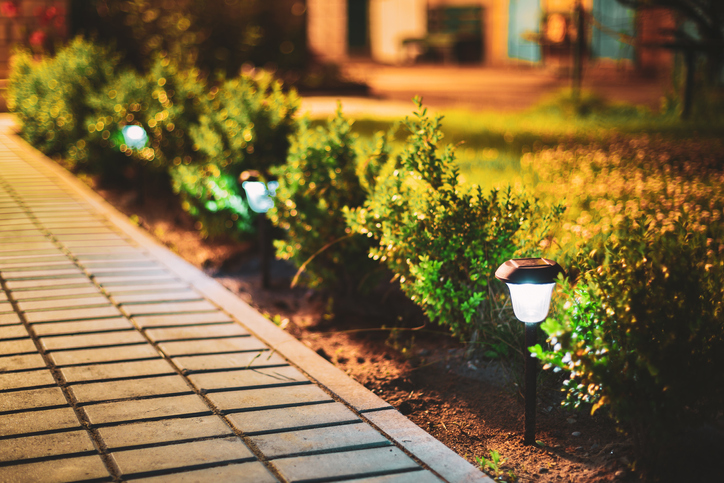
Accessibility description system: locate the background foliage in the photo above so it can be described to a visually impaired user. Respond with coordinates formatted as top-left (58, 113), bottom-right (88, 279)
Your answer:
top-left (529, 137), bottom-right (724, 458)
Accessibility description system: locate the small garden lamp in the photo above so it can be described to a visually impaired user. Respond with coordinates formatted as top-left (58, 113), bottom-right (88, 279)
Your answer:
top-left (121, 125), bottom-right (148, 150)
top-left (241, 179), bottom-right (279, 289)
top-left (495, 258), bottom-right (564, 445)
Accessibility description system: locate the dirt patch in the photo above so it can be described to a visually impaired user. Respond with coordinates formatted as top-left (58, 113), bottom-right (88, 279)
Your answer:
top-left (93, 183), bottom-right (652, 483)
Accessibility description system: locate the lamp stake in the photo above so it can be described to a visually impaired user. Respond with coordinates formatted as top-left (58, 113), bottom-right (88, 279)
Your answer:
top-left (524, 322), bottom-right (538, 445)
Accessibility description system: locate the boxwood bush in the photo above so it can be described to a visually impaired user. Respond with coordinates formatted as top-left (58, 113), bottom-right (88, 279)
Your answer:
top-left (346, 100), bottom-right (561, 340)
top-left (174, 71), bottom-right (299, 239)
top-left (7, 38), bottom-right (118, 166)
top-left (269, 108), bottom-right (387, 290)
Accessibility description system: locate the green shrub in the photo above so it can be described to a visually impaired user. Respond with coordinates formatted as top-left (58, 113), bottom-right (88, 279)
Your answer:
top-left (170, 163), bottom-right (255, 239)
top-left (346, 100), bottom-right (560, 339)
top-left (269, 108), bottom-right (386, 289)
top-left (172, 71), bottom-right (298, 239)
top-left (84, 56), bottom-right (207, 183)
top-left (7, 38), bottom-right (118, 165)
top-left (190, 71), bottom-right (298, 180)
top-left (529, 139), bottom-right (724, 457)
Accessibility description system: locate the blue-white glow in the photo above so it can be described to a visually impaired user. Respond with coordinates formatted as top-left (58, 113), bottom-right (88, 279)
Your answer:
top-left (122, 125), bottom-right (148, 150)
top-left (242, 180), bottom-right (279, 214)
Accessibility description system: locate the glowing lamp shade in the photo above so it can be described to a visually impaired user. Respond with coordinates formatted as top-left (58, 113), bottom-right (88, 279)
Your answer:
top-left (242, 180), bottom-right (279, 214)
top-left (506, 283), bottom-right (556, 323)
top-left (121, 125), bottom-right (148, 150)
top-left (495, 258), bottom-right (564, 323)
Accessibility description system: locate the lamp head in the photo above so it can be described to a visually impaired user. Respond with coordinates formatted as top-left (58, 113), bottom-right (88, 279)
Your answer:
top-left (495, 258), bottom-right (564, 323)
top-left (242, 180), bottom-right (279, 214)
top-left (121, 125), bottom-right (148, 150)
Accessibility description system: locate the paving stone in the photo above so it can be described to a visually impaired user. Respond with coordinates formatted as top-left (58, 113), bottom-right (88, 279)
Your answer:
top-left (133, 312), bottom-right (232, 328)
top-left (0, 291), bottom-right (6, 301)
top-left (0, 312), bottom-right (21, 325)
top-left (0, 218), bottom-right (35, 227)
top-left (75, 251), bottom-right (149, 262)
top-left (104, 281), bottom-right (191, 295)
top-left (50, 344), bottom-right (161, 366)
top-left (0, 301), bottom-right (13, 312)
top-left (0, 430), bottom-right (97, 463)
top-left (0, 407), bottom-right (81, 437)
top-left (2, 267), bottom-right (82, 279)
top-left (98, 415), bottom-right (233, 449)
top-left (0, 454), bottom-right (110, 483)
top-left (70, 375), bottom-right (192, 403)
top-left (189, 366), bottom-right (307, 392)
top-left (60, 359), bottom-right (176, 383)
top-left (0, 248), bottom-right (63, 258)
top-left (25, 305), bottom-right (122, 323)
top-left (208, 385), bottom-right (333, 413)
top-left (61, 239), bottom-right (130, 248)
top-left (252, 422), bottom-right (391, 458)
top-left (0, 338), bottom-right (37, 355)
top-left (227, 402), bottom-right (360, 436)
top-left (346, 471), bottom-right (442, 483)
top-left (0, 324), bottom-right (29, 339)
top-left (111, 437), bottom-right (255, 477)
top-left (0, 242), bottom-right (56, 253)
top-left (0, 232), bottom-right (45, 242)
top-left (84, 394), bottom-right (212, 425)
top-left (32, 317), bottom-right (133, 336)
top-left (133, 461), bottom-right (278, 483)
top-left (273, 447), bottom-right (421, 482)
top-left (18, 295), bottom-right (109, 311)
top-left (0, 354), bottom-right (47, 372)
top-left (122, 300), bottom-right (219, 317)
top-left (172, 351), bottom-right (288, 374)
top-left (8, 276), bottom-right (91, 290)
top-left (158, 337), bottom-right (268, 357)
top-left (0, 260), bottom-right (75, 270)
top-left (145, 324), bottom-right (249, 342)
top-left (49, 227), bottom-right (117, 235)
top-left (71, 247), bottom-right (147, 257)
top-left (54, 233), bottom-right (127, 242)
top-left (0, 212), bottom-right (31, 220)
top-left (0, 226), bottom-right (38, 234)
top-left (88, 266), bottom-right (165, 275)
top-left (40, 330), bottom-right (146, 351)
top-left (0, 387), bottom-right (67, 412)
top-left (0, 236), bottom-right (50, 246)
top-left (11, 285), bottom-right (101, 300)
top-left (95, 274), bottom-right (176, 285)
top-left (111, 291), bottom-right (202, 305)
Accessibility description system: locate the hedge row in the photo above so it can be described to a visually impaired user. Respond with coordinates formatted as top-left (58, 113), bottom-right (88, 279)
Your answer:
top-left (8, 38), bottom-right (298, 240)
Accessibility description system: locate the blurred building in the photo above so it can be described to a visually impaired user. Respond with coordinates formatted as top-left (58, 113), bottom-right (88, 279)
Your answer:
top-left (0, 0), bottom-right (69, 77)
top-left (307, 0), bottom-right (676, 77)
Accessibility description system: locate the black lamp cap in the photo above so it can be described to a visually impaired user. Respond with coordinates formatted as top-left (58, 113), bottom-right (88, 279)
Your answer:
top-left (495, 258), bottom-right (564, 285)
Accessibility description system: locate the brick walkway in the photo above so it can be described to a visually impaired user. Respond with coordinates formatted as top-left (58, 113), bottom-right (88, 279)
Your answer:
top-left (0, 119), bottom-right (488, 482)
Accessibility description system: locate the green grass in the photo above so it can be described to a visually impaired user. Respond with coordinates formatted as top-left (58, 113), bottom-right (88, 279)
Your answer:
top-left (311, 88), bottom-right (724, 193)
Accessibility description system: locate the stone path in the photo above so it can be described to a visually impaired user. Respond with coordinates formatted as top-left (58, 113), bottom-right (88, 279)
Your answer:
top-left (0, 122), bottom-right (488, 482)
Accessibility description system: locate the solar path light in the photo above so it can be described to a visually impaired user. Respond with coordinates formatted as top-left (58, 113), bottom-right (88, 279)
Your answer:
top-left (495, 258), bottom-right (564, 445)
top-left (242, 180), bottom-right (279, 289)
top-left (121, 125), bottom-right (149, 150)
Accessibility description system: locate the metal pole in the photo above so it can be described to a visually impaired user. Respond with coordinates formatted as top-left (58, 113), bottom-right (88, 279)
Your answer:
top-left (259, 213), bottom-right (271, 289)
top-left (524, 322), bottom-right (538, 445)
